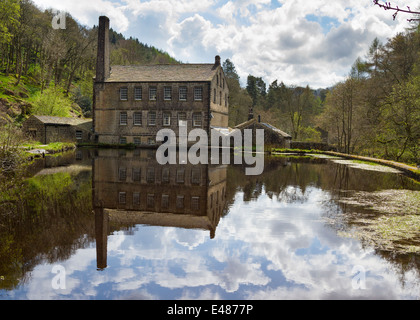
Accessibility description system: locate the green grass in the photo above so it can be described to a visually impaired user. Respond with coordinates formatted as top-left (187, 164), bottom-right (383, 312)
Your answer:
top-left (350, 159), bottom-right (380, 166)
top-left (22, 141), bottom-right (76, 154)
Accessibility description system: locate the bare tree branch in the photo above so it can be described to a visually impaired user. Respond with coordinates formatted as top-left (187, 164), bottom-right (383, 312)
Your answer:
top-left (373, 0), bottom-right (420, 21)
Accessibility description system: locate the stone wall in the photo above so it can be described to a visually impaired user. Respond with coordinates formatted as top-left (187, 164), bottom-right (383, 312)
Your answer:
top-left (290, 141), bottom-right (336, 151)
top-left (94, 78), bottom-right (229, 145)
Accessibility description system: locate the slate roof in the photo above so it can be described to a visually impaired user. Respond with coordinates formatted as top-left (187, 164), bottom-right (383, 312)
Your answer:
top-left (235, 119), bottom-right (292, 139)
top-left (106, 64), bottom-right (219, 83)
top-left (32, 115), bottom-right (92, 126)
top-left (261, 123), bottom-right (292, 139)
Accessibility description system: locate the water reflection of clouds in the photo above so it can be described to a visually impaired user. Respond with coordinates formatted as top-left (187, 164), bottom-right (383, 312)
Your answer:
top-left (22, 186), bottom-right (420, 300)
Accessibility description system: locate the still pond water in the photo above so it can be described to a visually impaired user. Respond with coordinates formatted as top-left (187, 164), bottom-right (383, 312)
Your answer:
top-left (0, 149), bottom-right (419, 300)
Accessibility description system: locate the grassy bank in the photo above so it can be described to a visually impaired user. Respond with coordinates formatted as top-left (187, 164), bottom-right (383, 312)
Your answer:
top-left (271, 148), bottom-right (420, 181)
top-left (22, 142), bottom-right (76, 159)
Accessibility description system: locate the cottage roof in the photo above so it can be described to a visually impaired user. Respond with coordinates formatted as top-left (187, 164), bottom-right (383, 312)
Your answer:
top-left (31, 115), bottom-right (92, 126)
top-left (261, 123), bottom-right (292, 139)
top-left (106, 64), bottom-right (220, 83)
top-left (235, 119), bottom-right (292, 139)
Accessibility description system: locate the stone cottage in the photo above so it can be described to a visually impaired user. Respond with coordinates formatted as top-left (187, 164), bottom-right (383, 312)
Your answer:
top-left (22, 115), bottom-right (92, 144)
top-left (92, 16), bottom-right (229, 146)
top-left (235, 118), bottom-right (292, 149)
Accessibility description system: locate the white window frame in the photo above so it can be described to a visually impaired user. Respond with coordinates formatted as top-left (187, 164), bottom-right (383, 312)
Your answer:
top-left (120, 112), bottom-right (128, 125)
top-left (149, 87), bottom-right (157, 101)
top-left (133, 112), bottom-right (142, 126)
top-left (148, 111), bottom-right (156, 126)
top-left (179, 87), bottom-right (187, 101)
top-left (178, 112), bottom-right (187, 127)
top-left (163, 112), bottom-right (171, 126)
top-left (194, 87), bottom-right (203, 101)
top-left (193, 113), bottom-right (202, 127)
top-left (134, 87), bottom-right (142, 100)
top-left (164, 87), bottom-right (172, 101)
top-left (120, 88), bottom-right (128, 101)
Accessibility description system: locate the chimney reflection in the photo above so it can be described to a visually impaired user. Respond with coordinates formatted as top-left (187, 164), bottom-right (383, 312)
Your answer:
top-left (93, 149), bottom-right (227, 270)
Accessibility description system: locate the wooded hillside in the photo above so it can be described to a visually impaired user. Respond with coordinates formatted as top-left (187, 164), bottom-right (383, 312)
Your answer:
top-left (0, 0), bottom-right (178, 124)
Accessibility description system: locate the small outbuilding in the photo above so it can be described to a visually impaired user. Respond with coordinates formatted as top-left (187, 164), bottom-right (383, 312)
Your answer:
top-left (235, 118), bottom-right (292, 149)
top-left (22, 115), bottom-right (92, 144)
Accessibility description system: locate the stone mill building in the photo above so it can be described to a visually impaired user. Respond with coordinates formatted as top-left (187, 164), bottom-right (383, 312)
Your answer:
top-left (93, 16), bottom-right (229, 146)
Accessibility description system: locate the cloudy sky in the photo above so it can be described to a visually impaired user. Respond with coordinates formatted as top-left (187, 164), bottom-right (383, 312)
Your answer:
top-left (32, 0), bottom-right (418, 88)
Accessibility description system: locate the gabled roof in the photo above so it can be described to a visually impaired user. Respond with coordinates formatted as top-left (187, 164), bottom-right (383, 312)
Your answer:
top-left (261, 123), bottom-right (292, 139)
top-left (106, 64), bottom-right (220, 83)
top-left (235, 118), bottom-right (292, 139)
top-left (31, 115), bottom-right (92, 126)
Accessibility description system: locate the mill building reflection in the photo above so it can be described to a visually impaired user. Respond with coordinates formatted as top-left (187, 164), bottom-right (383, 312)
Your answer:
top-left (92, 149), bottom-right (227, 269)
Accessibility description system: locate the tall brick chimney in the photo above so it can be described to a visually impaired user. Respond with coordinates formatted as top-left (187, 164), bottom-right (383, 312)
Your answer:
top-left (213, 55), bottom-right (221, 69)
top-left (96, 16), bottom-right (110, 82)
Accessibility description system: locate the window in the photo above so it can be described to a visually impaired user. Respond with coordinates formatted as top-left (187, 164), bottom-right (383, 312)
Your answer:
top-left (118, 167), bottom-right (127, 181)
top-left (119, 137), bottom-right (127, 144)
top-left (147, 167), bottom-right (155, 183)
top-left (179, 87), bottom-right (187, 101)
top-left (164, 87), bottom-right (172, 101)
top-left (133, 138), bottom-right (141, 147)
top-left (148, 111), bottom-right (156, 126)
top-left (213, 88), bottom-right (216, 103)
top-left (163, 112), bottom-right (171, 126)
top-left (147, 194), bottom-right (155, 208)
top-left (176, 195), bottom-right (184, 209)
top-left (191, 197), bottom-right (200, 211)
top-left (178, 112), bottom-right (187, 127)
top-left (148, 138), bottom-right (155, 145)
top-left (149, 87), bottom-right (157, 101)
top-left (225, 93), bottom-right (228, 107)
top-left (161, 195), bottom-right (169, 209)
top-left (133, 112), bottom-right (142, 126)
top-left (132, 168), bottom-right (141, 181)
top-left (119, 192), bottom-right (126, 204)
top-left (120, 88), bottom-right (128, 101)
top-left (120, 112), bottom-right (128, 125)
top-left (194, 87), bottom-right (203, 101)
top-left (220, 91), bottom-right (222, 106)
top-left (193, 113), bottom-right (202, 127)
top-left (76, 130), bottom-right (82, 140)
top-left (134, 87), bottom-right (142, 100)
top-left (191, 169), bottom-right (201, 185)
top-left (176, 169), bottom-right (185, 183)
top-left (162, 168), bottom-right (170, 183)
top-left (133, 192), bottom-right (140, 205)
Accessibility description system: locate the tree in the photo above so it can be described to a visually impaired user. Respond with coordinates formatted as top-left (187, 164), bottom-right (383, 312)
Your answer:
top-left (379, 75), bottom-right (420, 162)
top-left (373, 1), bottom-right (420, 22)
top-left (222, 59), bottom-right (253, 126)
top-left (222, 59), bottom-right (240, 82)
top-left (246, 75), bottom-right (266, 107)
